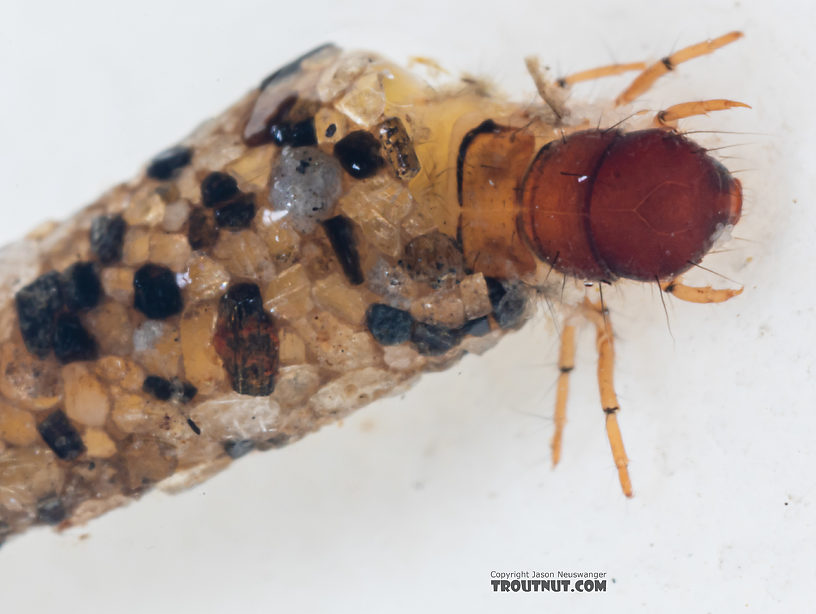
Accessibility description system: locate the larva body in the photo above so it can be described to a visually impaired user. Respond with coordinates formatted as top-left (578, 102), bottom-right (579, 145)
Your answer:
top-left (0, 38), bottom-right (744, 542)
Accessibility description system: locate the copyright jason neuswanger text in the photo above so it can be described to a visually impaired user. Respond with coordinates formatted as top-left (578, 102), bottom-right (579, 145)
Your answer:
top-left (490, 570), bottom-right (608, 593)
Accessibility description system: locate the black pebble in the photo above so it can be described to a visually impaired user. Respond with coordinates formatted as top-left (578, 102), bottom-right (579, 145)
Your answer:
top-left (485, 277), bottom-right (528, 329)
top-left (61, 262), bottom-right (101, 311)
top-left (213, 194), bottom-right (256, 229)
top-left (322, 215), bottom-right (364, 285)
top-left (461, 316), bottom-right (491, 337)
top-left (146, 145), bottom-right (193, 180)
top-left (133, 263), bottom-right (183, 319)
top-left (15, 272), bottom-right (63, 358)
top-left (37, 409), bottom-right (85, 460)
top-left (223, 439), bottom-right (255, 459)
top-left (36, 495), bottom-right (66, 525)
top-left (201, 172), bottom-right (239, 208)
top-left (410, 321), bottom-right (464, 356)
top-left (53, 313), bottom-right (98, 364)
top-left (143, 375), bottom-right (173, 401)
top-left (90, 214), bottom-right (126, 264)
top-left (495, 290), bottom-right (527, 329)
top-left (366, 304), bottom-right (413, 345)
top-left (187, 207), bottom-right (219, 250)
top-left (333, 130), bottom-right (384, 179)
top-left (325, 123), bottom-right (337, 138)
top-left (485, 277), bottom-right (506, 308)
top-left (269, 117), bottom-right (318, 147)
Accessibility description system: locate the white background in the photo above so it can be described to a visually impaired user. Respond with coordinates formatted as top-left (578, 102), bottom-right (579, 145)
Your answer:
top-left (1, 0), bottom-right (814, 612)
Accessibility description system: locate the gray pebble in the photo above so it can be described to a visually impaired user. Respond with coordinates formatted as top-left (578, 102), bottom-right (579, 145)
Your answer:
top-left (268, 146), bottom-right (343, 233)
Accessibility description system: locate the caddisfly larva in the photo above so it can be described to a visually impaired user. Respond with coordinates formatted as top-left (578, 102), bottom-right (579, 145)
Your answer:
top-left (0, 32), bottom-right (747, 544)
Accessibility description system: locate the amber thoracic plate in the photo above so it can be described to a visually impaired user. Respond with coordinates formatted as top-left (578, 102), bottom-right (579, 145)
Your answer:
top-left (0, 36), bottom-right (746, 542)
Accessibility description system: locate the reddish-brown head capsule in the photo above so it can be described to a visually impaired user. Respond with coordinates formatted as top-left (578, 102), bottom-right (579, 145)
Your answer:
top-left (521, 129), bottom-right (742, 281)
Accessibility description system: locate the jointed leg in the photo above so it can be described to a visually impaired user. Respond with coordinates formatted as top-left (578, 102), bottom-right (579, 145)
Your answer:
top-left (583, 300), bottom-right (633, 497)
top-left (654, 99), bottom-right (750, 128)
top-left (661, 278), bottom-right (743, 303)
top-left (551, 324), bottom-right (576, 467)
top-left (550, 300), bottom-right (633, 497)
top-left (615, 31), bottom-right (743, 106)
top-left (557, 61), bottom-right (647, 87)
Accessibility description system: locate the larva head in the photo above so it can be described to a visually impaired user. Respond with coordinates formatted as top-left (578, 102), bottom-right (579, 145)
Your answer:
top-left (520, 129), bottom-right (742, 281)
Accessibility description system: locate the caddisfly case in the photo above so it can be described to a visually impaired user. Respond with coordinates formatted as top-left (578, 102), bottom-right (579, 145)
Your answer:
top-left (0, 33), bottom-right (747, 541)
